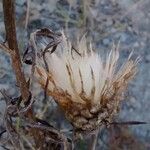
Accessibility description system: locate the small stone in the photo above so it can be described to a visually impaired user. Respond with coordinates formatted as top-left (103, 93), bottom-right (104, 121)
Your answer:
top-left (16, 0), bottom-right (25, 6)
top-left (145, 54), bottom-right (150, 62)
top-left (106, 19), bottom-right (113, 26)
top-left (133, 42), bottom-right (139, 48)
top-left (102, 38), bottom-right (110, 46)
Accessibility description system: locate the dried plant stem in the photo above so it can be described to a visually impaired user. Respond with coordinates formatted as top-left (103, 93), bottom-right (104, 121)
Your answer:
top-left (89, 129), bottom-right (99, 150)
top-left (25, 0), bottom-right (30, 29)
top-left (2, 0), bottom-right (34, 122)
top-left (3, 0), bottom-right (30, 102)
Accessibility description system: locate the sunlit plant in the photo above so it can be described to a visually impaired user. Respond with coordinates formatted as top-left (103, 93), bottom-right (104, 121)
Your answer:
top-left (35, 31), bottom-right (139, 132)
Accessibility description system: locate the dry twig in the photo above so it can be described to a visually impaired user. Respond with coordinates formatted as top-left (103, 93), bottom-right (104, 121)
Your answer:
top-left (2, 0), bottom-right (30, 103)
top-left (25, 0), bottom-right (30, 29)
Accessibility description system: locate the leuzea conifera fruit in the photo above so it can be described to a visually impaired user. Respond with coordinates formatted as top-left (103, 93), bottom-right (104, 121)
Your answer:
top-left (34, 30), bottom-right (139, 132)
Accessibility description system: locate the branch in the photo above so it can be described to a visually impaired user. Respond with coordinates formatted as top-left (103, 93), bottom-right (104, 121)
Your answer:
top-left (2, 0), bottom-right (30, 102)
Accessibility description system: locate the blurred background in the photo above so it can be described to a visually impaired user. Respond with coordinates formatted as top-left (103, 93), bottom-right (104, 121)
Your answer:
top-left (0, 0), bottom-right (150, 149)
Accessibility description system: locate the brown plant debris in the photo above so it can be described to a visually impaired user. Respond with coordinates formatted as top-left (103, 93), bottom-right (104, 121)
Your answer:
top-left (32, 28), bottom-right (139, 133)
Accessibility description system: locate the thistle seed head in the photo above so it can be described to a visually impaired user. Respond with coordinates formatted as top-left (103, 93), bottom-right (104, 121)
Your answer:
top-left (35, 31), bottom-right (139, 132)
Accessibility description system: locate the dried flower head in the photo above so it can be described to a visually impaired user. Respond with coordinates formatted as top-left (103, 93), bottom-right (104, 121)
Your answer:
top-left (35, 31), bottom-right (139, 132)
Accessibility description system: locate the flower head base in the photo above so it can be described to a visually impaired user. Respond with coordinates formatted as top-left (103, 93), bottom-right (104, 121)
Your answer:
top-left (35, 31), bottom-right (139, 132)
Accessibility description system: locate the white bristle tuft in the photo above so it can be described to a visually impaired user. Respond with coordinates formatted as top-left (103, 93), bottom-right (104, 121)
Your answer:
top-left (35, 31), bottom-right (138, 105)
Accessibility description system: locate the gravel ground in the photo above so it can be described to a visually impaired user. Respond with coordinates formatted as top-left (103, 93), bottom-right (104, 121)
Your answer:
top-left (0, 0), bottom-right (150, 149)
